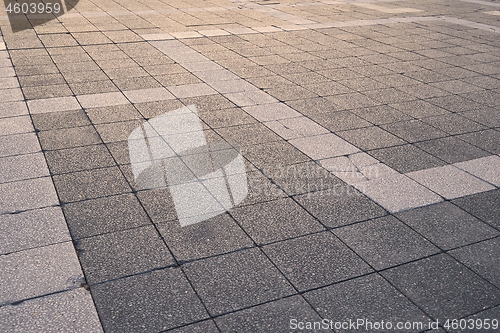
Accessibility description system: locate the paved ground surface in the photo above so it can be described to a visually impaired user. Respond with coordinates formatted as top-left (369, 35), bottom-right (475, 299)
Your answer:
top-left (1, 0), bottom-right (500, 332)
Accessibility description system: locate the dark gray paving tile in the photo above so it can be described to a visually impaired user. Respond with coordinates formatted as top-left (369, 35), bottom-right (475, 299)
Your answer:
top-left (425, 95), bottom-right (484, 113)
top-left (38, 126), bottom-right (102, 150)
top-left (351, 105), bottom-right (412, 125)
top-left (240, 170), bottom-right (287, 206)
top-left (452, 189), bottom-right (500, 229)
top-left (76, 226), bottom-right (174, 284)
top-left (216, 296), bottom-right (325, 333)
top-left (231, 198), bottom-right (324, 244)
top-left (166, 320), bottom-right (219, 333)
top-left (216, 123), bottom-right (282, 147)
top-left (381, 120), bottom-right (448, 143)
top-left (44, 144), bottom-right (115, 174)
top-left (136, 188), bottom-right (177, 224)
top-left (421, 113), bottom-right (487, 135)
top-left (304, 274), bottom-right (429, 333)
top-left (337, 126), bottom-right (405, 150)
top-left (85, 104), bottom-right (143, 124)
top-left (313, 111), bottom-right (371, 132)
top-left (95, 119), bottom-right (144, 143)
top-left (396, 202), bottom-right (498, 250)
top-left (447, 305), bottom-right (500, 333)
top-left (63, 193), bottom-right (150, 239)
top-left (53, 166), bottom-right (131, 203)
top-left (460, 107), bottom-right (500, 128)
top-left (180, 94), bottom-right (236, 113)
top-left (157, 213), bottom-right (253, 262)
top-left (261, 161), bottom-right (344, 196)
top-left (389, 100), bottom-right (449, 119)
top-left (242, 140), bottom-right (311, 169)
top-left (416, 136), bottom-right (491, 164)
top-left (381, 254), bottom-right (500, 320)
top-left (450, 238), bottom-right (500, 289)
top-left (183, 248), bottom-right (294, 316)
top-left (285, 97), bottom-right (342, 116)
top-left (294, 188), bottom-right (387, 228)
top-left (91, 268), bottom-right (208, 333)
top-left (32, 110), bottom-right (90, 131)
top-left (368, 144), bottom-right (445, 173)
top-left (457, 129), bottom-right (500, 155)
top-left (198, 107), bottom-right (257, 129)
top-left (336, 216), bottom-right (438, 270)
top-left (263, 232), bottom-right (372, 291)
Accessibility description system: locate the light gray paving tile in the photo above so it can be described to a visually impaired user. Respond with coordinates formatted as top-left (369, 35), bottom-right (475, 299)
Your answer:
top-left (0, 177), bottom-right (59, 214)
top-left (198, 29), bottom-right (231, 37)
top-left (0, 153), bottom-right (50, 183)
top-left (77, 92), bottom-right (129, 109)
top-left (354, 173), bottom-right (443, 213)
top-left (0, 88), bottom-right (24, 103)
top-left (207, 79), bottom-right (253, 94)
top-left (0, 242), bottom-right (83, 305)
top-left (27, 97), bottom-right (81, 114)
top-left (0, 67), bottom-right (15, 78)
top-left (454, 155), bottom-right (500, 187)
top-left (170, 31), bottom-right (203, 39)
top-left (0, 133), bottom-right (40, 157)
top-left (0, 101), bottom-right (28, 118)
top-left (289, 133), bottom-right (359, 160)
top-left (265, 116), bottom-right (329, 140)
top-left (243, 103), bottom-right (301, 122)
top-left (195, 70), bottom-right (240, 83)
top-left (0, 288), bottom-right (103, 333)
top-left (407, 165), bottom-right (495, 200)
top-left (141, 33), bottom-right (174, 41)
top-left (181, 61), bottom-right (224, 72)
top-left (168, 83), bottom-right (217, 98)
top-left (0, 207), bottom-right (70, 255)
top-left (123, 87), bottom-right (174, 104)
top-left (0, 116), bottom-right (34, 136)
top-left (0, 77), bottom-right (19, 89)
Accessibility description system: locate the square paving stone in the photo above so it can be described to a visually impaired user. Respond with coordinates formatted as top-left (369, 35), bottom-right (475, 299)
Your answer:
top-left (136, 188), bottom-right (178, 224)
top-left (263, 232), bottom-right (372, 291)
top-left (457, 130), bottom-right (500, 155)
top-left (261, 161), bottom-right (345, 196)
top-left (421, 113), bottom-right (487, 135)
top-left (351, 105), bottom-right (412, 125)
top-left (0, 207), bottom-right (70, 255)
top-left (0, 288), bottom-right (103, 333)
top-left (416, 136), bottom-right (491, 164)
top-left (94, 119), bottom-right (144, 143)
top-left (63, 193), bottom-right (150, 239)
top-left (216, 123), bottom-right (282, 147)
top-left (240, 170), bottom-right (288, 206)
top-left (31, 109), bottom-right (90, 131)
top-left (38, 126), bottom-right (102, 150)
top-left (85, 104), bottom-right (143, 124)
top-left (454, 155), bottom-right (500, 187)
top-left (335, 216), bottom-right (439, 270)
top-left (216, 296), bottom-right (323, 333)
top-left (368, 144), bottom-right (445, 173)
top-left (450, 238), bottom-right (500, 289)
top-left (0, 153), bottom-right (50, 183)
top-left (45, 144), bottom-right (115, 174)
top-left (53, 166), bottom-right (131, 203)
top-left (452, 189), bottom-right (500, 228)
top-left (407, 165), bottom-right (494, 200)
top-left (91, 268), bottom-right (208, 333)
top-left (396, 202), bottom-right (498, 250)
top-left (231, 198), bottom-right (325, 245)
top-left (0, 242), bottom-right (83, 305)
top-left (380, 120), bottom-right (448, 143)
top-left (313, 110), bottom-right (372, 132)
top-left (0, 177), bottom-right (59, 214)
top-left (381, 254), bottom-right (500, 320)
top-left (183, 248), bottom-right (295, 316)
top-left (304, 274), bottom-right (430, 333)
top-left (294, 188), bottom-right (387, 228)
top-left (0, 116), bottom-right (34, 136)
top-left (75, 226), bottom-right (175, 284)
top-left (337, 126), bottom-right (405, 150)
top-left (157, 213), bottom-right (253, 262)
top-left (242, 140), bottom-right (311, 169)
top-left (446, 305), bottom-right (500, 333)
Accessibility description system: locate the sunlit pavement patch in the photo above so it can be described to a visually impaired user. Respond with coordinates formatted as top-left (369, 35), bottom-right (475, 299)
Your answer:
top-left (128, 105), bottom-right (248, 227)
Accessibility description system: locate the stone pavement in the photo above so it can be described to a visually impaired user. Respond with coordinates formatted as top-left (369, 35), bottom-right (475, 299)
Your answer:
top-left (0, 0), bottom-right (500, 331)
